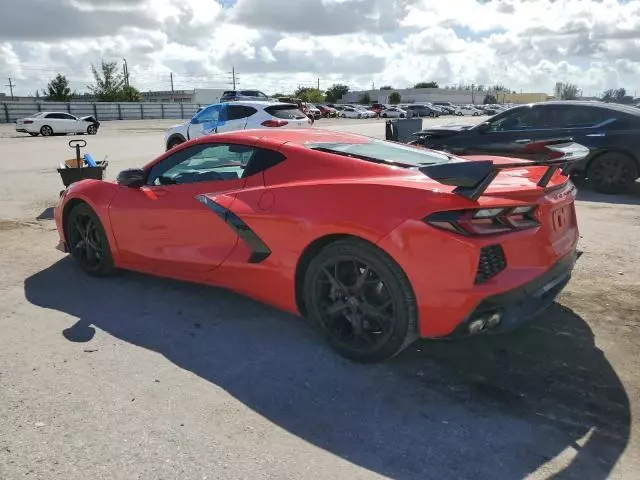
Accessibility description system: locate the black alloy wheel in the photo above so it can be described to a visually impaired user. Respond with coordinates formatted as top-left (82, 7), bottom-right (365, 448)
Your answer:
top-left (304, 239), bottom-right (418, 363)
top-left (167, 137), bottom-right (184, 151)
top-left (587, 153), bottom-right (639, 194)
top-left (66, 203), bottom-right (115, 276)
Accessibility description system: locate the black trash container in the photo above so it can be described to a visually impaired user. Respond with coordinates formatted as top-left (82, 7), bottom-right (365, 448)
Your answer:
top-left (57, 139), bottom-right (108, 187)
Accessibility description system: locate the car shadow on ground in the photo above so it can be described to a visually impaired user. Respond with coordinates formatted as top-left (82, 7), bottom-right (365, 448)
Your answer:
top-left (24, 259), bottom-right (630, 480)
top-left (36, 207), bottom-right (55, 220)
top-left (574, 178), bottom-right (640, 206)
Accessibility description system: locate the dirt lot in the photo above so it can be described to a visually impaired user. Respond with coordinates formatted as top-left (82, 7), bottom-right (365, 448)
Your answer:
top-left (0, 118), bottom-right (639, 480)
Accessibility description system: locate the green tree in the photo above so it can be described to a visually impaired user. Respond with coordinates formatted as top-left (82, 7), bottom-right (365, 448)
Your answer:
top-left (388, 91), bottom-right (401, 104)
top-left (325, 83), bottom-right (349, 103)
top-left (43, 73), bottom-right (72, 101)
top-left (359, 92), bottom-right (371, 104)
top-left (379, 85), bottom-right (393, 90)
top-left (560, 83), bottom-right (581, 100)
top-left (88, 60), bottom-right (125, 101)
top-left (414, 81), bottom-right (438, 88)
top-left (294, 87), bottom-right (325, 103)
top-left (602, 87), bottom-right (627, 102)
top-left (483, 94), bottom-right (498, 104)
top-left (121, 85), bottom-right (141, 102)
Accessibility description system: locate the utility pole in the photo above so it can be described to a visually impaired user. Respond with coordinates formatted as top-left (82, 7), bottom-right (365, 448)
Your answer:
top-left (6, 77), bottom-right (15, 100)
top-left (228, 67), bottom-right (237, 90)
top-left (317, 78), bottom-right (320, 90)
top-left (122, 58), bottom-right (129, 88)
top-left (170, 72), bottom-right (174, 93)
top-left (371, 80), bottom-right (374, 90)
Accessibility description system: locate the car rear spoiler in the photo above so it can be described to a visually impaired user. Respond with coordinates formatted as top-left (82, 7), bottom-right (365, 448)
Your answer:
top-left (419, 142), bottom-right (589, 201)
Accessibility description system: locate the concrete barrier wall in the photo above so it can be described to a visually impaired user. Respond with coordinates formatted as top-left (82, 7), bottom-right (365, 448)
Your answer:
top-left (0, 102), bottom-right (204, 123)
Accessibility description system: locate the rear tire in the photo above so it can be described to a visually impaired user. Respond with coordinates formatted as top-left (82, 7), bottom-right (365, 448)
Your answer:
top-left (40, 125), bottom-right (53, 136)
top-left (65, 203), bottom-right (116, 277)
top-left (587, 152), bottom-right (639, 194)
top-left (303, 238), bottom-right (418, 363)
top-left (28, 132), bottom-right (39, 137)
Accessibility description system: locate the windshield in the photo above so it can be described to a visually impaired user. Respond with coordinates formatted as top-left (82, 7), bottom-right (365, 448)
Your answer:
top-left (307, 138), bottom-right (451, 167)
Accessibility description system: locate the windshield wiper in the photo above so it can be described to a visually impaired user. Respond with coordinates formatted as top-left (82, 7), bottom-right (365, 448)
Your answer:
top-left (311, 147), bottom-right (414, 168)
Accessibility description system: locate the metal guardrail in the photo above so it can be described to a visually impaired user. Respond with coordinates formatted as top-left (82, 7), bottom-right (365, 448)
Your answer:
top-left (0, 102), bottom-right (205, 123)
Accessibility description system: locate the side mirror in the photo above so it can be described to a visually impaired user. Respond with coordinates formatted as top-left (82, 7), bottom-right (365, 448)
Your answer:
top-left (117, 168), bottom-right (146, 188)
top-left (475, 122), bottom-right (491, 133)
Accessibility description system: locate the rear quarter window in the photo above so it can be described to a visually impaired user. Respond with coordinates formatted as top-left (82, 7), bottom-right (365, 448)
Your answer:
top-left (264, 104), bottom-right (307, 119)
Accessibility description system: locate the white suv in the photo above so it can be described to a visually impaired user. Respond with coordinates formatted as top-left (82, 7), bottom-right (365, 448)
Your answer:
top-left (164, 101), bottom-right (312, 150)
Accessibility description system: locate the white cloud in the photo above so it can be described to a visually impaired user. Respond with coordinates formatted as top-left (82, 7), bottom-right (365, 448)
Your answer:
top-left (2, 0), bottom-right (640, 98)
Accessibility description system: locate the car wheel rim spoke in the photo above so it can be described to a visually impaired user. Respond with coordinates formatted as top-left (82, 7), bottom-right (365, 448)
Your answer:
top-left (315, 258), bottom-right (396, 351)
top-left (70, 214), bottom-right (103, 268)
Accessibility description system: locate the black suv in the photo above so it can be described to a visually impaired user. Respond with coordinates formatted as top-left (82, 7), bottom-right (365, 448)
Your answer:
top-left (410, 101), bottom-right (640, 194)
top-left (220, 90), bottom-right (270, 102)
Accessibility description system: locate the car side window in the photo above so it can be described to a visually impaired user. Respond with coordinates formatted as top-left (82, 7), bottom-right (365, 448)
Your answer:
top-left (486, 107), bottom-right (549, 132)
top-left (148, 144), bottom-right (258, 186)
top-left (227, 105), bottom-right (257, 120)
top-left (46, 113), bottom-right (63, 119)
top-left (548, 106), bottom-right (615, 129)
top-left (192, 105), bottom-right (221, 124)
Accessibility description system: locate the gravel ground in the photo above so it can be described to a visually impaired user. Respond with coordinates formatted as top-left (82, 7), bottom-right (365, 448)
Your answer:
top-left (0, 117), bottom-right (639, 480)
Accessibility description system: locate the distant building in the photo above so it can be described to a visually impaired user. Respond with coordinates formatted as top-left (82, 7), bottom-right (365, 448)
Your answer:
top-left (500, 92), bottom-right (550, 104)
top-left (339, 87), bottom-right (478, 105)
top-left (192, 89), bottom-right (227, 104)
top-left (141, 89), bottom-right (194, 103)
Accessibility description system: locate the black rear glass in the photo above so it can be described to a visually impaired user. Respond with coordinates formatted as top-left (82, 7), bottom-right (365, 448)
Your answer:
top-left (265, 104), bottom-right (307, 119)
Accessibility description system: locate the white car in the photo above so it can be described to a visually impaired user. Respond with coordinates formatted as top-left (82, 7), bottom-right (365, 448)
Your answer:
top-left (454, 106), bottom-right (484, 116)
top-left (380, 107), bottom-right (407, 118)
top-left (164, 101), bottom-right (311, 150)
top-left (339, 106), bottom-right (366, 118)
top-left (354, 107), bottom-right (376, 118)
top-left (15, 111), bottom-right (100, 137)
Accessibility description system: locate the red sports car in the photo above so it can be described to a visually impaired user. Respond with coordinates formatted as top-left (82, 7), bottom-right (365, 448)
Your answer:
top-left (54, 129), bottom-right (586, 363)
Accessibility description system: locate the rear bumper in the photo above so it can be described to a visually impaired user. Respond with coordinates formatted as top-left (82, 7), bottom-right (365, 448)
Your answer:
top-left (447, 248), bottom-right (580, 338)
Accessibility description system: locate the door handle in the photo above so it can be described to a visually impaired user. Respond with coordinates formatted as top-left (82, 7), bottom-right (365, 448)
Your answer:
top-left (514, 139), bottom-right (532, 144)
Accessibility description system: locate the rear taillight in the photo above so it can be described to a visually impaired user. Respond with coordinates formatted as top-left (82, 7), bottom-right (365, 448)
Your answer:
top-left (23, 120), bottom-right (33, 124)
top-left (261, 119), bottom-right (288, 127)
top-left (424, 206), bottom-right (539, 236)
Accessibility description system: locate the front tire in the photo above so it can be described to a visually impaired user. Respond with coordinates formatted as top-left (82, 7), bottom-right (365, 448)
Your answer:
top-left (587, 152), bottom-right (639, 194)
top-left (87, 124), bottom-right (98, 135)
top-left (65, 203), bottom-right (116, 277)
top-left (166, 136), bottom-right (184, 151)
top-left (40, 125), bottom-right (53, 136)
top-left (303, 239), bottom-right (418, 363)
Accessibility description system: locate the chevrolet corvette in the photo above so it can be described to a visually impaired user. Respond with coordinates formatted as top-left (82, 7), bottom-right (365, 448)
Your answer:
top-left (54, 129), bottom-right (587, 363)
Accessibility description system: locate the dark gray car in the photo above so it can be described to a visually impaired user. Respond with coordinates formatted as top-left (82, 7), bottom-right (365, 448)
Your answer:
top-left (406, 105), bottom-right (440, 117)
